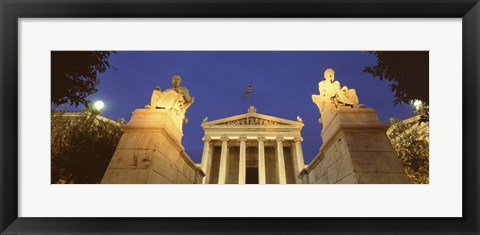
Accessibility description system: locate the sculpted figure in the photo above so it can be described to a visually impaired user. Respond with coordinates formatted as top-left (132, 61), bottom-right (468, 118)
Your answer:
top-left (147, 86), bottom-right (163, 109)
top-left (312, 68), bottom-right (361, 126)
top-left (146, 75), bottom-right (194, 123)
top-left (171, 75), bottom-right (194, 109)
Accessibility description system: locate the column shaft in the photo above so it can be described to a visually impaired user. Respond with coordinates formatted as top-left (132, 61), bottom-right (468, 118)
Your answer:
top-left (200, 139), bottom-right (211, 184)
top-left (218, 140), bottom-right (228, 184)
top-left (238, 140), bottom-right (246, 184)
top-left (258, 140), bottom-right (266, 184)
top-left (294, 140), bottom-right (305, 176)
top-left (276, 140), bottom-right (287, 184)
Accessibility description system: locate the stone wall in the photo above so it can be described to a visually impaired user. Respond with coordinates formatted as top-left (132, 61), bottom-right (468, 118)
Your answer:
top-left (226, 147), bottom-right (240, 183)
top-left (300, 108), bottom-right (409, 184)
top-left (102, 109), bottom-right (204, 184)
top-left (265, 147), bottom-right (278, 183)
top-left (301, 133), bottom-right (357, 184)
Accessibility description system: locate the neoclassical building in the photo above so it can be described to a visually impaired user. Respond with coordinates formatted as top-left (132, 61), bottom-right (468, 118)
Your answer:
top-left (199, 106), bottom-right (305, 184)
top-left (101, 72), bottom-right (410, 185)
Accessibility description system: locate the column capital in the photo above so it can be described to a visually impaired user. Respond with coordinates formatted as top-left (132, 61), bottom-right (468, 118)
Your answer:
top-left (220, 137), bottom-right (229, 142)
top-left (257, 137), bottom-right (266, 142)
top-left (239, 137), bottom-right (247, 142)
top-left (202, 137), bottom-right (211, 142)
top-left (276, 138), bottom-right (284, 143)
top-left (294, 137), bottom-right (304, 142)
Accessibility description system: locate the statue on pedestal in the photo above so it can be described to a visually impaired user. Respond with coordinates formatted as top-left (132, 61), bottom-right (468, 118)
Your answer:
top-left (312, 68), bottom-right (362, 126)
top-left (145, 75), bottom-right (194, 123)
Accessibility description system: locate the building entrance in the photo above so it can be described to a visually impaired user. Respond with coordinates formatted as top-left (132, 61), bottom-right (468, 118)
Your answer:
top-left (246, 167), bottom-right (259, 184)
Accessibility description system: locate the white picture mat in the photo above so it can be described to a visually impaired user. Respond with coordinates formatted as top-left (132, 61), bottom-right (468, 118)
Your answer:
top-left (18, 18), bottom-right (462, 217)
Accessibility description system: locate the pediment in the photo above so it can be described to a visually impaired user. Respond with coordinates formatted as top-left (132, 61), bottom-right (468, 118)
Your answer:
top-left (202, 112), bottom-right (303, 128)
top-left (214, 115), bottom-right (289, 126)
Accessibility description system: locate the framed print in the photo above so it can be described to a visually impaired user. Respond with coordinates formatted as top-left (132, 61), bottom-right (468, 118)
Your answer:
top-left (1, 0), bottom-right (479, 234)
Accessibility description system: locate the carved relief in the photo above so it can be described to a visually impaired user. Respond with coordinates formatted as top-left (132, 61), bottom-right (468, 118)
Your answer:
top-left (217, 117), bottom-right (288, 126)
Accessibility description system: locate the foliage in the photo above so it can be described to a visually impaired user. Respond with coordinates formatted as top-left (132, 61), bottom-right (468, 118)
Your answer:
top-left (413, 102), bottom-right (430, 123)
top-left (51, 110), bottom-right (123, 184)
top-left (51, 51), bottom-right (115, 107)
top-left (364, 51), bottom-right (429, 105)
top-left (387, 116), bottom-right (429, 184)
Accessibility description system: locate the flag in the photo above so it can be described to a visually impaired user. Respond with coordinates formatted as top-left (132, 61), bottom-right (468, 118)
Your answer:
top-left (242, 82), bottom-right (253, 101)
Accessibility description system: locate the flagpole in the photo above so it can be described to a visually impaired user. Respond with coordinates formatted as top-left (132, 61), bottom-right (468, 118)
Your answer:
top-left (243, 81), bottom-right (253, 108)
top-left (250, 90), bottom-right (253, 107)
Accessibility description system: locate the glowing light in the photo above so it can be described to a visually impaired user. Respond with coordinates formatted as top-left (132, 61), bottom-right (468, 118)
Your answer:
top-left (94, 100), bottom-right (105, 111)
top-left (412, 100), bottom-right (423, 109)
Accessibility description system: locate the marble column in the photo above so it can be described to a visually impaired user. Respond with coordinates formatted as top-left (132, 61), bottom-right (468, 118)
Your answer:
top-left (238, 139), bottom-right (246, 184)
top-left (276, 139), bottom-right (287, 184)
top-left (293, 137), bottom-right (305, 179)
top-left (200, 137), bottom-right (211, 184)
top-left (258, 139), bottom-right (266, 184)
top-left (218, 139), bottom-right (228, 184)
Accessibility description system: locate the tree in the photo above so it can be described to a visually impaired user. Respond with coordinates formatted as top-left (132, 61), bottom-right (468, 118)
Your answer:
top-left (51, 110), bottom-right (123, 183)
top-left (387, 117), bottom-right (429, 184)
top-left (364, 51), bottom-right (429, 105)
top-left (51, 51), bottom-right (115, 107)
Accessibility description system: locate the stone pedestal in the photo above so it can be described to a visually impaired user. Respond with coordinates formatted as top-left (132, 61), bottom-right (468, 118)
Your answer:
top-left (300, 107), bottom-right (409, 184)
top-left (101, 109), bottom-right (204, 184)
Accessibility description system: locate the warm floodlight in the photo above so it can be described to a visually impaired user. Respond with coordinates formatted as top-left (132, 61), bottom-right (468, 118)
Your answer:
top-left (412, 99), bottom-right (423, 110)
top-left (94, 100), bottom-right (105, 111)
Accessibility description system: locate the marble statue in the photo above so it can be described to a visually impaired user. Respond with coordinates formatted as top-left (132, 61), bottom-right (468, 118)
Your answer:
top-left (312, 68), bottom-right (361, 126)
top-left (149, 86), bottom-right (163, 109)
top-left (146, 75), bottom-right (194, 123)
top-left (171, 74), bottom-right (194, 106)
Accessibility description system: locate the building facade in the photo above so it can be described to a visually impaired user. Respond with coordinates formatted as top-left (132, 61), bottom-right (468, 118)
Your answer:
top-left (200, 106), bottom-right (305, 184)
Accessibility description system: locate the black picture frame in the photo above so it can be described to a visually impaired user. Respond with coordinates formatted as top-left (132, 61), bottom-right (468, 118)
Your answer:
top-left (1, 0), bottom-right (478, 234)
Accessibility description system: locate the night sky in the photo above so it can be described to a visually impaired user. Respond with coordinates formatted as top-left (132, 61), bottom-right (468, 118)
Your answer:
top-left (83, 51), bottom-right (415, 163)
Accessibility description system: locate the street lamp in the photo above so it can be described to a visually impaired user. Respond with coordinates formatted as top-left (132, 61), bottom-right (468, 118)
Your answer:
top-left (94, 100), bottom-right (105, 111)
top-left (411, 99), bottom-right (423, 110)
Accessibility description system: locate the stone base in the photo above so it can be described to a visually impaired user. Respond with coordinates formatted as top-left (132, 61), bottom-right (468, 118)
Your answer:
top-left (101, 109), bottom-right (204, 184)
top-left (300, 107), bottom-right (409, 184)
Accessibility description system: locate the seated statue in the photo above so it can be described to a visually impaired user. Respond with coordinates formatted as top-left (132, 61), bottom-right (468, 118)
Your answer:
top-left (149, 86), bottom-right (162, 109)
top-left (146, 75), bottom-right (194, 123)
top-left (171, 74), bottom-right (194, 108)
top-left (312, 68), bottom-right (361, 126)
top-left (339, 85), bottom-right (359, 106)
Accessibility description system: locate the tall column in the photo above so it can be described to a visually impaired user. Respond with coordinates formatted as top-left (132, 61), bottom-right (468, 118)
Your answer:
top-left (293, 137), bottom-right (305, 180)
top-left (200, 137), bottom-right (211, 184)
top-left (238, 139), bottom-right (246, 184)
top-left (218, 139), bottom-right (228, 184)
top-left (258, 139), bottom-right (266, 184)
top-left (276, 139), bottom-right (287, 184)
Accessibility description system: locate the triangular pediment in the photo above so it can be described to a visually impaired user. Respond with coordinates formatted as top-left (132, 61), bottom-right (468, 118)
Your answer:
top-left (201, 107), bottom-right (303, 128)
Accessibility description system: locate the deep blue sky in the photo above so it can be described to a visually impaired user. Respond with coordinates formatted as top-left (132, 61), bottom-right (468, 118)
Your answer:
top-left (85, 51), bottom-right (415, 163)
